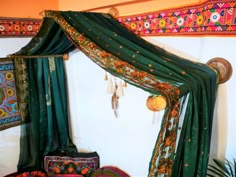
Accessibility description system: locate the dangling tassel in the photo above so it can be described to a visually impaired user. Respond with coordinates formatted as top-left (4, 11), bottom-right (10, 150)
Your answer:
top-left (116, 80), bottom-right (124, 97)
top-left (113, 77), bottom-right (117, 93)
top-left (104, 72), bottom-right (108, 81)
top-left (112, 82), bottom-right (119, 118)
top-left (105, 76), bottom-right (127, 118)
top-left (156, 111), bottom-right (162, 125)
top-left (152, 112), bottom-right (156, 125)
top-left (107, 76), bottom-right (114, 94)
top-left (123, 81), bottom-right (127, 87)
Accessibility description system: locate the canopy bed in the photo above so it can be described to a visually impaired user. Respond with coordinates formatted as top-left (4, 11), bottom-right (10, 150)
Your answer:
top-left (1, 7), bottom-right (233, 177)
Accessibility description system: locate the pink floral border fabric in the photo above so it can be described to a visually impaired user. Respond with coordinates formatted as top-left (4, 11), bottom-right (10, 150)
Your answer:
top-left (0, 17), bottom-right (41, 37)
top-left (117, 0), bottom-right (236, 36)
top-left (1, 0), bottom-right (236, 37)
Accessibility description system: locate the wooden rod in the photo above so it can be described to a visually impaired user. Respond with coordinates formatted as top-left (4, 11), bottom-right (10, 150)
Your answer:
top-left (1, 53), bottom-right (69, 60)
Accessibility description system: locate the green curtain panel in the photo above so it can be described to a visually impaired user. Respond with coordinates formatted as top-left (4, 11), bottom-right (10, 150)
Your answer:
top-left (15, 18), bottom-right (77, 172)
top-left (13, 11), bottom-right (218, 177)
top-left (18, 57), bottom-right (77, 172)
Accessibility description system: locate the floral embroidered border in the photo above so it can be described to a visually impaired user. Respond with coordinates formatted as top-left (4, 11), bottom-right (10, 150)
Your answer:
top-left (0, 17), bottom-right (41, 37)
top-left (117, 0), bottom-right (236, 36)
top-left (1, 0), bottom-right (236, 37)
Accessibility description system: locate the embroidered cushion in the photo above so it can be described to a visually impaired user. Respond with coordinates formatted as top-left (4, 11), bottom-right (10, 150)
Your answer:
top-left (44, 152), bottom-right (99, 176)
top-left (49, 174), bottom-right (84, 177)
top-left (91, 166), bottom-right (130, 177)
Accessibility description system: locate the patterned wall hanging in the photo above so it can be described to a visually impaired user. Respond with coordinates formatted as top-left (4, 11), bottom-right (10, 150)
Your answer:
top-left (117, 0), bottom-right (236, 36)
top-left (0, 17), bottom-right (41, 37)
top-left (0, 59), bottom-right (23, 130)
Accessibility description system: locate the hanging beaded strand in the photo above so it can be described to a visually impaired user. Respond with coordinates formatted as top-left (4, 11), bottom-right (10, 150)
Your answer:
top-left (104, 71), bottom-right (127, 118)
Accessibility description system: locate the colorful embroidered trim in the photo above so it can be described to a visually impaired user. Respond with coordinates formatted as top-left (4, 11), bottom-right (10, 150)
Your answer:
top-left (1, 0), bottom-right (236, 37)
top-left (117, 0), bottom-right (236, 36)
top-left (0, 17), bottom-right (41, 37)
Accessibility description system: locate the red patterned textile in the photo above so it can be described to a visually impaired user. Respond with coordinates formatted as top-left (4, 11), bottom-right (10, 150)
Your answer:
top-left (1, 0), bottom-right (236, 37)
top-left (0, 17), bottom-right (41, 37)
top-left (117, 0), bottom-right (236, 36)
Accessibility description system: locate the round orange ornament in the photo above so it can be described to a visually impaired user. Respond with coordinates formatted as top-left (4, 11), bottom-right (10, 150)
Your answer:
top-left (146, 95), bottom-right (167, 112)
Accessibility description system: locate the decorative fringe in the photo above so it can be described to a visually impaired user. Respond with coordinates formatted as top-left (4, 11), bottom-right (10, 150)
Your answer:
top-left (123, 81), bottom-right (127, 87)
top-left (152, 112), bottom-right (156, 125)
top-left (112, 82), bottom-right (119, 118)
top-left (151, 110), bottom-right (163, 125)
top-left (117, 80), bottom-right (124, 97)
top-left (107, 76), bottom-right (114, 94)
top-left (104, 72), bottom-right (108, 80)
top-left (104, 72), bottom-right (128, 118)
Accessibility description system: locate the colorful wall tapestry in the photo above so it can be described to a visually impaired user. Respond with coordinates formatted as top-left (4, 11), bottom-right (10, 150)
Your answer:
top-left (0, 17), bottom-right (41, 37)
top-left (0, 59), bottom-right (22, 130)
top-left (117, 0), bottom-right (236, 36)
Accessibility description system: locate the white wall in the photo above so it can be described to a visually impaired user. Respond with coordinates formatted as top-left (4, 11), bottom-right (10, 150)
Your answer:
top-left (0, 37), bottom-right (235, 177)
top-left (65, 50), bottom-right (162, 177)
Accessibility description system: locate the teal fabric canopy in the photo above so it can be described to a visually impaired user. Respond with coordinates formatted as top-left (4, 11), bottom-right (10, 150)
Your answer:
top-left (13, 10), bottom-right (218, 177)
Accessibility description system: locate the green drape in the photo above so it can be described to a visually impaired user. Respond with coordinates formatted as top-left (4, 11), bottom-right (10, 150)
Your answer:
top-left (15, 18), bottom-right (77, 172)
top-left (17, 57), bottom-right (77, 172)
top-left (14, 10), bottom-right (218, 177)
